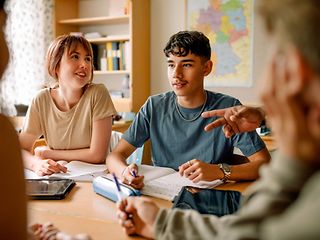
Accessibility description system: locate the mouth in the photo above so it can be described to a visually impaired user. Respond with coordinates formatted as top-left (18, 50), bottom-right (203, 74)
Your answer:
top-left (75, 71), bottom-right (87, 78)
top-left (172, 81), bottom-right (187, 89)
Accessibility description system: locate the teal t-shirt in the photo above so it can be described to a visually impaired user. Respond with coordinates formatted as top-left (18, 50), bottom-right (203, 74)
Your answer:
top-left (123, 91), bottom-right (265, 170)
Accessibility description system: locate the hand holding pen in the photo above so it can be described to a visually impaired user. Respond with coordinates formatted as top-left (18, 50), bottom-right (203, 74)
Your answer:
top-left (120, 163), bottom-right (144, 189)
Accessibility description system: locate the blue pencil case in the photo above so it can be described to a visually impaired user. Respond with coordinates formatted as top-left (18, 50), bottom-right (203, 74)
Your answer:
top-left (93, 176), bottom-right (141, 202)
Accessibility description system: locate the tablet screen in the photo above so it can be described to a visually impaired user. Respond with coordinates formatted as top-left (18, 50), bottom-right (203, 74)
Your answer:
top-left (26, 179), bottom-right (75, 200)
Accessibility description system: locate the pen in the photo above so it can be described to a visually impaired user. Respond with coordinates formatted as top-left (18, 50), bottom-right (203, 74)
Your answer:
top-left (112, 173), bottom-right (124, 201)
top-left (130, 169), bottom-right (137, 178)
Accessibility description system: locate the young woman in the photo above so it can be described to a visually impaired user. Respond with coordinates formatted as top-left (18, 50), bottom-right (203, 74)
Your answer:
top-left (20, 34), bottom-right (117, 176)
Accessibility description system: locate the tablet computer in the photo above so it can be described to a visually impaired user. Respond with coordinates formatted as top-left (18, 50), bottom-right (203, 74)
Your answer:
top-left (26, 178), bottom-right (76, 200)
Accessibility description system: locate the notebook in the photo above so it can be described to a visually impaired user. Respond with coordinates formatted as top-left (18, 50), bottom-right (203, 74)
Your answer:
top-left (24, 160), bottom-right (108, 182)
top-left (97, 164), bottom-right (223, 201)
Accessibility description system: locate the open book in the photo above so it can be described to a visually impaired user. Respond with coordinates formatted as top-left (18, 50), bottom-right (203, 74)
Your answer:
top-left (139, 165), bottom-right (224, 201)
top-left (24, 161), bottom-right (108, 182)
top-left (98, 164), bottom-right (223, 201)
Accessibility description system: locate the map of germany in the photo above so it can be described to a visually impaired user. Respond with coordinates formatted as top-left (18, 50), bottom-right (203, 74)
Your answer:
top-left (187, 0), bottom-right (253, 87)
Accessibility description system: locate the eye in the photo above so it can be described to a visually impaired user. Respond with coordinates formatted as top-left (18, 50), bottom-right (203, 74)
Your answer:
top-left (183, 63), bottom-right (192, 68)
top-left (71, 54), bottom-right (79, 60)
top-left (167, 63), bottom-right (175, 68)
top-left (85, 56), bottom-right (92, 62)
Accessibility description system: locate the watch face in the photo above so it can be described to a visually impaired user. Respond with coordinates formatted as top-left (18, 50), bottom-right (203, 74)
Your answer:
top-left (223, 164), bottom-right (231, 173)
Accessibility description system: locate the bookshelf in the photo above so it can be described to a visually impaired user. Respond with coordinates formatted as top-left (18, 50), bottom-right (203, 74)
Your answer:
top-left (53, 0), bottom-right (150, 113)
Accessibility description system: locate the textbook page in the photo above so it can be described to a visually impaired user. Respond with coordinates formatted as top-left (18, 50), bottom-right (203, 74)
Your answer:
top-left (141, 171), bottom-right (223, 201)
top-left (24, 160), bottom-right (108, 182)
top-left (136, 165), bottom-right (223, 201)
top-left (138, 165), bottom-right (176, 182)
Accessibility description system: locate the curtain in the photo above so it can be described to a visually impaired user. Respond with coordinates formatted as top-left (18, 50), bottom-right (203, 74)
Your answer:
top-left (0, 0), bottom-right (54, 115)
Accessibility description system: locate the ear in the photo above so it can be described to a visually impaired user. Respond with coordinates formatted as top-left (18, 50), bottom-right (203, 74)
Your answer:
top-left (285, 46), bottom-right (312, 94)
top-left (203, 60), bottom-right (213, 76)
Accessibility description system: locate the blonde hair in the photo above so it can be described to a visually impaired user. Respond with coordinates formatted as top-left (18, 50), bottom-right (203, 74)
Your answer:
top-left (257, 0), bottom-right (320, 74)
top-left (46, 34), bottom-right (94, 83)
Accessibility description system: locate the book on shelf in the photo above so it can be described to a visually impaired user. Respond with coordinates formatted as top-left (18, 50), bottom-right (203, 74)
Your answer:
top-left (93, 164), bottom-right (224, 201)
top-left (24, 160), bottom-right (108, 182)
top-left (106, 42), bottom-right (113, 71)
top-left (112, 41), bottom-right (120, 70)
top-left (124, 41), bottom-right (130, 71)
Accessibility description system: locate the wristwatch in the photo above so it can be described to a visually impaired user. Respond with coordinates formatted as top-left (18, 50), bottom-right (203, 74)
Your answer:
top-left (218, 163), bottom-right (231, 182)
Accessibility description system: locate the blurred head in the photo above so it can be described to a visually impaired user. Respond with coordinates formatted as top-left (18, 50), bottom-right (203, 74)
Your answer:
top-left (0, 0), bottom-right (9, 78)
top-left (258, 0), bottom-right (320, 150)
top-left (258, 0), bottom-right (320, 104)
top-left (258, 0), bottom-right (320, 75)
top-left (164, 31), bottom-right (211, 63)
top-left (46, 34), bottom-right (94, 83)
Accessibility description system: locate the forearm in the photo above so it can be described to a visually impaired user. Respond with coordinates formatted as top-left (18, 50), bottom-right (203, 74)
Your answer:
top-left (106, 152), bottom-right (128, 177)
top-left (227, 148), bottom-right (270, 181)
top-left (228, 158), bottom-right (267, 181)
top-left (43, 148), bottom-right (107, 164)
top-left (155, 208), bottom-right (223, 239)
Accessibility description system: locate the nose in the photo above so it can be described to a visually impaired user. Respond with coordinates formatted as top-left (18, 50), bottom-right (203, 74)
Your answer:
top-left (79, 59), bottom-right (89, 69)
top-left (172, 65), bottom-right (183, 79)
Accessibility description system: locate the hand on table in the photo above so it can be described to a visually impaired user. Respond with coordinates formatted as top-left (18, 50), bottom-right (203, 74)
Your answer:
top-left (29, 222), bottom-right (92, 240)
top-left (179, 159), bottom-right (222, 183)
top-left (33, 158), bottom-right (67, 176)
top-left (33, 146), bottom-right (67, 176)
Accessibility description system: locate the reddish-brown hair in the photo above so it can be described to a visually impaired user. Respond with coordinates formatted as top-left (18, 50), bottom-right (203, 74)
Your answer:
top-left (46, 34), bottom-right (94, 82)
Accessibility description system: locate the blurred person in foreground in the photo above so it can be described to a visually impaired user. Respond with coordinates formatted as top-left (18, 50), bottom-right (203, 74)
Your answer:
top-left (116, 0), bottom-right (320, 239)
top-left (0, 1), bottom-right (90, 239)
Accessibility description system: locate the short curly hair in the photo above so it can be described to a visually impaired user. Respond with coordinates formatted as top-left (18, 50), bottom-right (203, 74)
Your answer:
top-left (163, 31), bottom-right (211, 62)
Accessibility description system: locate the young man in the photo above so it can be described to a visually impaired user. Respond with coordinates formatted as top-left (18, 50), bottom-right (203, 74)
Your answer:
top-left (107, 31), bottom-right (270, 189)
top-left (116, 0), bottom-right (320, 239)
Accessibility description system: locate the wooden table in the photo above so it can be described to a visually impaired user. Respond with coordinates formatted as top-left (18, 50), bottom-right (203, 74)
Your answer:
top-left (28, 181), bottom-right (251, 240)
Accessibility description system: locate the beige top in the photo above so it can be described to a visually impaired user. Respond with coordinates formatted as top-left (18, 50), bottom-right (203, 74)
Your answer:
top-left (22, 84), bottom-right (117, 150)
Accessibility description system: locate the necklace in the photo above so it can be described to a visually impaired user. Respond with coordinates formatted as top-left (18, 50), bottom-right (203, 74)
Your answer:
top-left (175, 91), bottom-right (208, 122)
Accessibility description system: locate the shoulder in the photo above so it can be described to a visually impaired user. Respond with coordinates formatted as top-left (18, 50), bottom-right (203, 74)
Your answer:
top-left (206, 90), bottom-right (241, 107)
top-left (83, 84), bottom-right (111, 101)
top-left (147, 91), bottom-right (175, 106)
top-left (31, 88), bottom-right (51, 105)
top-left (33, 88), bottom-right (50, 99)
top-left (85, 83), bottom-right (108, 94)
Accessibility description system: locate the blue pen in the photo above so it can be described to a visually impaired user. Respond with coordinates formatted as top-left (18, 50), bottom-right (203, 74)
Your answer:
top-left (130, 169), bottom-right (137, 178)
top-left (112, 173), bottom-right (124, 201)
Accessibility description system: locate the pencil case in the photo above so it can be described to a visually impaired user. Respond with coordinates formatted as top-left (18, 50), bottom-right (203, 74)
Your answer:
top-left (93, 176), bottom-right (141, 202)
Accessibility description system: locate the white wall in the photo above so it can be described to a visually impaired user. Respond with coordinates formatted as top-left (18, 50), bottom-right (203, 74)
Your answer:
top-left (150, 0), bottom-right (269, 105)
